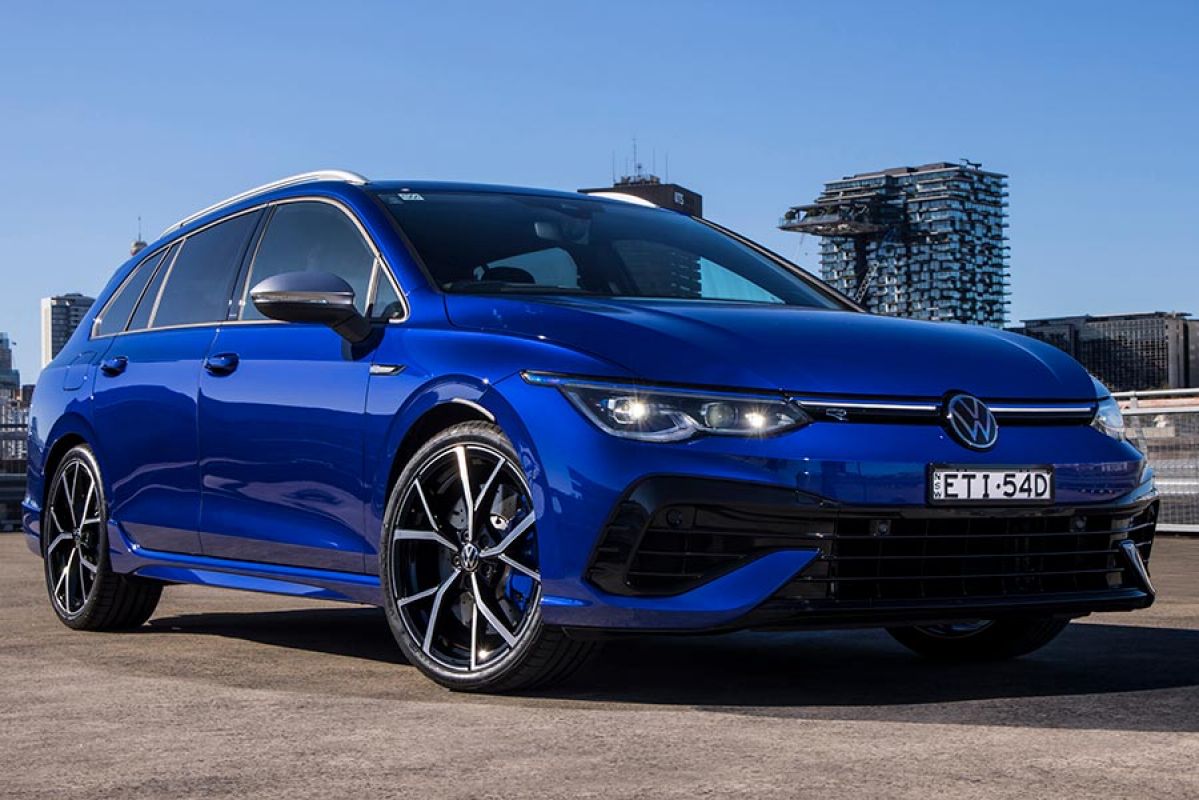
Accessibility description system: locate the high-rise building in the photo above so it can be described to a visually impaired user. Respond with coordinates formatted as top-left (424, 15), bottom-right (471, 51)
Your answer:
top-left (1010, 312), bottom-right (1198, 392)
top-left (0, 333), bottom-right (19, 391)
top-left (40, 293), bottom-right (95, 368)
top-left (780, 161), bottom-right (1010, 327)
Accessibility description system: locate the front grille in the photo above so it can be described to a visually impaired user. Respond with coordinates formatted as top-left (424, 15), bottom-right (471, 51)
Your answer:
top-left (780, 505), bottom-right (1156, 606)
top-left (587, 479), bottom-right (1157, 602)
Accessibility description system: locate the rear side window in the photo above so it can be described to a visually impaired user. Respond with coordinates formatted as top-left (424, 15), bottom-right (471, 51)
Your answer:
top-left (127, 243), bottom-right (178, 331)
top-left (151, 211), bottom-right (259, 329)
top-left (94, 248), bottom-right (168, 336)
top-left (241, 202), bottom-right (375, 320)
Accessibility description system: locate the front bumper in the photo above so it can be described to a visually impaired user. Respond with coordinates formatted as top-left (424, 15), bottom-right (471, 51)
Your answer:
top-left (550, 476), bottom-right (1157, 633)
top-left (491, 376), bottom-right (1155, 633)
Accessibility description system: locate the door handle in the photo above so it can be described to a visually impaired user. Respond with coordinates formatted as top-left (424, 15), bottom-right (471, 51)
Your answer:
top-left (99, 355), bottom-right (128, 376)
top-left (204, 352), bottom-right (240, 376)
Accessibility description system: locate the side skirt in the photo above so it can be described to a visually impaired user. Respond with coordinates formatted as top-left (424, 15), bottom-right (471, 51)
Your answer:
top-left (128, 546), bottom-right (384, 605)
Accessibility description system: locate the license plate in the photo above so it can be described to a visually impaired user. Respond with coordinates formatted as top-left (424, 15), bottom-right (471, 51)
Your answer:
top-left (929, 466), bottom-right (1054, 505)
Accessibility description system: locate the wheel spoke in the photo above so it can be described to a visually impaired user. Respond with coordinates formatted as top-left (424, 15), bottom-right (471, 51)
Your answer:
top-left (455, 446), bottom-right (475, 542)
top-left (393, 527), bottom-right (457, 551)
top-left (469, 599), bottom-right (479, 670)
top-left (79, 552), bottom-right (99, 573)
top-left (396, 584), bottom-right (440, 608)
top-left (61, 549), bottom-right (77, 610)
top-left (498, 553), bottom-right (540, 582)
top-left (46, 532), bottom-right (73, 555)
top-left (473, 459), bottom-right (504, 513)
top-left (480, 511), bottom-right (536, 558)
top-left (76, 546), bottom-right (88, 602)
top-left (81, 477), bottom-right (95, 528)
top-left (422, 569), bottom-right (462, 656)
top-left (49, 507), bottom-right (68, 536)
top-left (65, 463), bottom-right (80, 530)
top-left (54, 550), bottom-right (72, 598)
top-left (471, 573), bottom-right (517, 648)
top-left (413, 480), bottom-right (440, 532)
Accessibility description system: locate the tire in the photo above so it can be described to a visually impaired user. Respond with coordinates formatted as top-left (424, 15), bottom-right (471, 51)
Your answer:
top-left (380, 421), bottom-right (596, 692)
top-left (42, 445), bottom-right (162, 630)
top-left (887, 617), bottom-right (1070, 661)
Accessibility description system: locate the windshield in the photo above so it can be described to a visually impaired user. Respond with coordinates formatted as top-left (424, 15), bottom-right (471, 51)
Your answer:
top-left (375, 190), bottom-right (846, 309)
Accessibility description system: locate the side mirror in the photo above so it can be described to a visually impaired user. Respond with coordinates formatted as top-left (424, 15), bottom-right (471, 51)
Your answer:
top-left (250, 271), bottom-right (372, 343)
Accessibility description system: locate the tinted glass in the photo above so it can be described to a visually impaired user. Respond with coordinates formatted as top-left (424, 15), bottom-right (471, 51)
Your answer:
top-left (153, 212), bottom-right (259, 328)
top-left (370, 272), bottom-right (404, 319)
top-left (127, 243), bottom-right (178, 331)
top-left (94, 249), bottom-right (167, 336)
top-left (376, 190), bottom-right (844, 308)
top-left (242, 202), bottom-right (375, 320)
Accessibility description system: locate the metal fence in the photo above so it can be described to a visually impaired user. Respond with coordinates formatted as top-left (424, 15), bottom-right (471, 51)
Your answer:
top-left (0, 418), bottom-right (26, 532)
top-left (1118, 388), bottom-right (1199, 533)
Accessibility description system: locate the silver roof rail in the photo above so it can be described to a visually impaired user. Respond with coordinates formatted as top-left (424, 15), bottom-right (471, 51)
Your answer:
top-left (160, 169), bottom-right (369, 237)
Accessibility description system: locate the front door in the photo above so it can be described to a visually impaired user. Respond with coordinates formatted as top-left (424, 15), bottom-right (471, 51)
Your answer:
top-left (196, 198), bottom-right (401, 572)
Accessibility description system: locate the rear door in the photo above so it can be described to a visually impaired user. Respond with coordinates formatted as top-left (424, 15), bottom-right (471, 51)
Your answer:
top-left (196, 198), bottom-right (402, 572)
top-left (91, 210), bottom-right (261, 554)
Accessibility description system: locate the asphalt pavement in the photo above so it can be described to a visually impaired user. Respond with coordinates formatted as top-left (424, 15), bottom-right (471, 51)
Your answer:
top-left (1, 534), bottom-right (1196, 799)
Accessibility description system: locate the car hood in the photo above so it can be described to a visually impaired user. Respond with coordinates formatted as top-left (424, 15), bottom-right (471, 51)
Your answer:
top-left (445, 296), bottom-right (1097, 400)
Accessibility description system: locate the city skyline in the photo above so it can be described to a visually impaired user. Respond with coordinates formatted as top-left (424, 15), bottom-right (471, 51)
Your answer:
top-left (2, 2), bottom-right (1197, 380)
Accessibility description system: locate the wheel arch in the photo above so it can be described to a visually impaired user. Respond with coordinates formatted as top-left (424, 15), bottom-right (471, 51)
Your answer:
top-left (39, 415), bottom-right (103, 514)
top-left (369, 376), bottom-right (544, 538)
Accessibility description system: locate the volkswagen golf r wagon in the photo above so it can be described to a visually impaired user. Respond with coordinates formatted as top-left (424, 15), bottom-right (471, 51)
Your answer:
top-left (25, 170), bottom-right (1157, 691)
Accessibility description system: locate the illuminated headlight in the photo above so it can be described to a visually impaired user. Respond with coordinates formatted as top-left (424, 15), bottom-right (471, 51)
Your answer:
top-left (1092, 396), bottom-right (1126, 441)
top-left (523, 373), bottom-right (809, 442)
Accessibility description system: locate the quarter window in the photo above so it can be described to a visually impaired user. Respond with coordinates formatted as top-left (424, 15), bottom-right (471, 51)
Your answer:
top-left (151, 212), bottom-right (260, 329)
top-left (242, 202), bottom-right (376, 320)
top-left (94, 248), bottom-right (168, 336)
top-left (127, 243), bottom-right (178, 331)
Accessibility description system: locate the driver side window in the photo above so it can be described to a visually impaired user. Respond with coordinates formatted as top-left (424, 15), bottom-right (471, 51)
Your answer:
top-left (241, 201), bottom-right (377, 320)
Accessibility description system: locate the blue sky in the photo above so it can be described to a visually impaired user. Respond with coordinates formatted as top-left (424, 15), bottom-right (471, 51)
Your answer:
top-left (1, 1), bottom-right (1196, 380)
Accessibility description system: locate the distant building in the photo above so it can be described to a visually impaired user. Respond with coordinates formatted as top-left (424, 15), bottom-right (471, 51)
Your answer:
top-left (20, 385), bottom-right (34, 407)
top-left (41, 293), bottom-right (94, 368)
top-left (781, 161), bottom-right (1010, 327)
top-left (0, 333), bottom-right (18, 391)
top-left (1011, 312), bottom-right (1199, 391)
top-left (580, 169), bottom-right (703, 217)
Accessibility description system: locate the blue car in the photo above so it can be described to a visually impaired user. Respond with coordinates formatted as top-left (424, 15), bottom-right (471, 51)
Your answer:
top-left (25, 170), bottom-right (1157, 691)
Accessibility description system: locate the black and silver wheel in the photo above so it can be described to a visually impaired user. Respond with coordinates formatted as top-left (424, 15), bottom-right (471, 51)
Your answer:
top-left (888, 616), bottom-right (1070, 661)
top-left (381, 422), bottom-right (595, 692)
top-left (42, 445), bottom-right (162, 630)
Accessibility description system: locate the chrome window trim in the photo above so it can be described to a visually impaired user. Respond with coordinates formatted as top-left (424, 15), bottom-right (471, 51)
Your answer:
top-left (92, 195), bottom-right (409, 341)
top-left (145, 237), bottom-right (185, 330)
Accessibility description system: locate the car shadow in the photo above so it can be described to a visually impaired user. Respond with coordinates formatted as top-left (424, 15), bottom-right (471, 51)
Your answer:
top-left (144, 607), bottom-right (1199, 732)
top-left (147, 607), bottom-right (408, 665)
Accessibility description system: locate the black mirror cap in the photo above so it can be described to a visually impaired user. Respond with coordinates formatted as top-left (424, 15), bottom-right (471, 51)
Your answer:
top-left (250, 271), bottom-right (372, 343)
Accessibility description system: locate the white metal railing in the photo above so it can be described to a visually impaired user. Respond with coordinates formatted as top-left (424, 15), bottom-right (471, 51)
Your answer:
top-left (1116, 389), bottom-right (1199, 531)
top-left (1115, 387), bottom-right (1199, 415)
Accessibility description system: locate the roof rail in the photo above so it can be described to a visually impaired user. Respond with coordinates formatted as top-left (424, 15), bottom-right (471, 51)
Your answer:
top-left (160, 170), bottom-right (369, 237)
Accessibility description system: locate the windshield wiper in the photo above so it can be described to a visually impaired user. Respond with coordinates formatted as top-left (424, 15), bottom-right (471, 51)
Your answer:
top-left (444, 280), bottom-right (600, 295)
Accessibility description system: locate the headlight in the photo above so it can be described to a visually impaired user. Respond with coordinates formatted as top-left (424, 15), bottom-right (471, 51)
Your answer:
top-left (522, 372), bottom-right (809, 442)
top-left (1092, 395), bottom-right (1126, 441)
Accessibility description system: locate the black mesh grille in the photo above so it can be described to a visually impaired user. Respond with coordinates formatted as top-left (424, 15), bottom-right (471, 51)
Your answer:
top-left (587, 482), bottom-right (1156, 603)
top-left (780, 505), bottom-right (1156, 605)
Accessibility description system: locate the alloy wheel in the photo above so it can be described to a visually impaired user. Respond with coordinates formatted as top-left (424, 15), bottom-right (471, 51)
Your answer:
top-left (388, 443), bottom-right (540, 673)
top-left (45, 457), bottom-right (103, 617)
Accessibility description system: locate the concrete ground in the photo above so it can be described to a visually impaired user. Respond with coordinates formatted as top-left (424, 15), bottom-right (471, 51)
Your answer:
top-left (1, 535), bottom-right (1196, 799)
